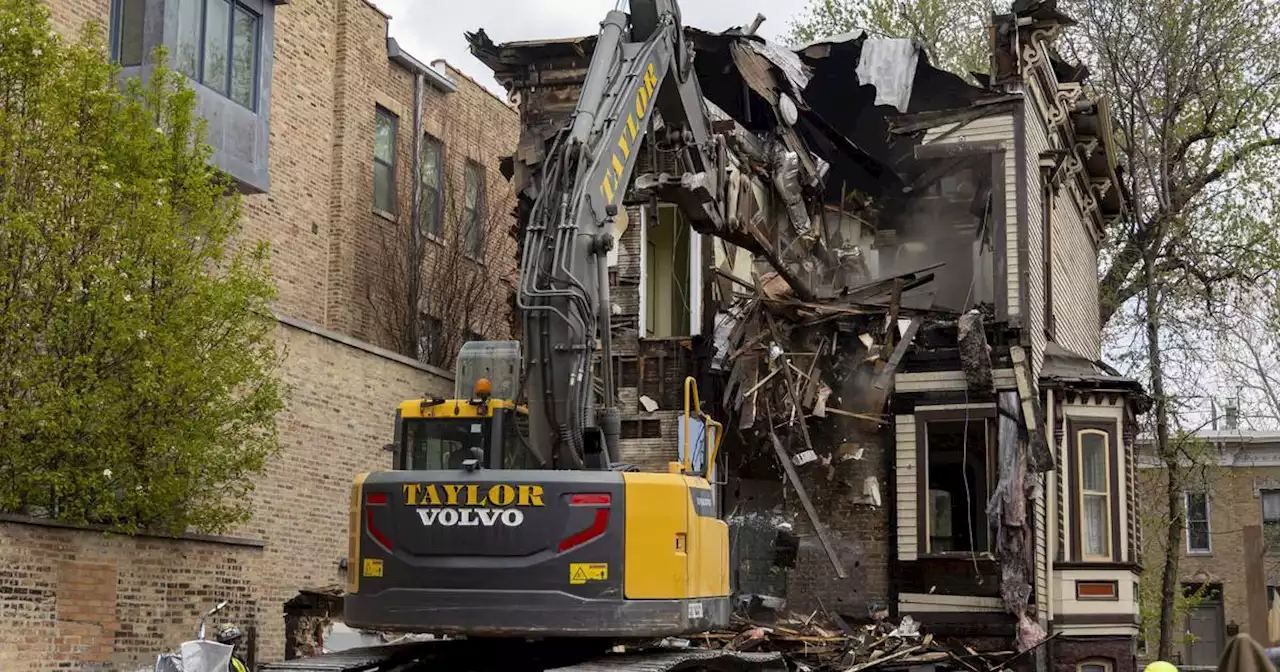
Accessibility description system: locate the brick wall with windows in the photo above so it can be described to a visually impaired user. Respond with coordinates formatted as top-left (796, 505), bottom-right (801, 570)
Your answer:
top-left (1138, 436), bottom-right (1280, 652)
top-left (12, 0), bottom-right (518, 666)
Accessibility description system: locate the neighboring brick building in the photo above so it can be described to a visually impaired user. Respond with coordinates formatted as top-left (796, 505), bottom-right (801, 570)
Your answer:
top-left (1137, 429), bottom-right (1280, 667)
top-left (1, 0), bottom-right (518, 668)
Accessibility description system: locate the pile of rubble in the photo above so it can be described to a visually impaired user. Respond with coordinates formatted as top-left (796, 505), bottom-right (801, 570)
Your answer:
top-left (662, 612), bottom-right (1034, 672)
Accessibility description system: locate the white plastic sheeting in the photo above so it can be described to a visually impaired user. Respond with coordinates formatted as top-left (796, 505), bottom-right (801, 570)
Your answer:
top-left (855, 39), bottom-right (920, 113)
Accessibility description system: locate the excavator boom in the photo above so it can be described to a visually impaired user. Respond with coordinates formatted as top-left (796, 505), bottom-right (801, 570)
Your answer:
top-left (520, 0), bottom-right (724, 470)
top-left (336, 1), bottom-right (743, 667)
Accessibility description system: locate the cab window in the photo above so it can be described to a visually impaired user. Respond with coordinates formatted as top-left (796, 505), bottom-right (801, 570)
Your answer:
top-left (404, 419), bottom-right (491, 470)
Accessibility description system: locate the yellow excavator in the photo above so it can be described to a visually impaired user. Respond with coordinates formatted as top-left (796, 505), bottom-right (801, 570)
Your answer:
top-left (332, 0), bottom-right (761, 668)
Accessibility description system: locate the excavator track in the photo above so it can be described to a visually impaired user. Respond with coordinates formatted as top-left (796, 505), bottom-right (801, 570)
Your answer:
top-left (258, 641), bottom-right (785, 672)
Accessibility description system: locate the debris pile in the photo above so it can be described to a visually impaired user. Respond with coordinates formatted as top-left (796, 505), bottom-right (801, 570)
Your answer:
top-left (683, 612), bottom-right (1035, 672)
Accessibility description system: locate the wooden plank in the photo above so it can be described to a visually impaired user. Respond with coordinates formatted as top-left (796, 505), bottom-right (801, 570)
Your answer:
top-left (768, 430), bottom-right (847, 578)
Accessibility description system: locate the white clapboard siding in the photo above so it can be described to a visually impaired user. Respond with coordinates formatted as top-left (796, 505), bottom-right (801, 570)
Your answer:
top-left (896, 414), bottom-right (918, 560)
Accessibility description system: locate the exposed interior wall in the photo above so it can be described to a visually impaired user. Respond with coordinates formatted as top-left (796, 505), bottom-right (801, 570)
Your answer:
top-left (645, 205), bottom-right (693, 338)
top-left (920, 113), bottom-right (1018, 318)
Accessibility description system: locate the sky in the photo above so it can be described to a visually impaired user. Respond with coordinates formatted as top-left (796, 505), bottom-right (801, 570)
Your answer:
top-left (370, 0), bottom-right (809, 98)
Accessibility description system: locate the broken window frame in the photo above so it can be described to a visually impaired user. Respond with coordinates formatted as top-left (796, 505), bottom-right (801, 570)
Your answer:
top-left (642, 204), bottom-right (697, 338)
top-left (915, 407), bottom-right (998, 557)
top-left (908, 141), bottom-right (1008, 321)
top-left (1067, 418), bottom-right (1120, 562)
top-left (1184, 490), bottom-right (1211, 555)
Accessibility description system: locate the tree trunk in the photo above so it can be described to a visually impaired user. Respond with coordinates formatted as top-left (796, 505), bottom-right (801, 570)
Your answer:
top-left (1146, 250), bottom-right (1180, 661)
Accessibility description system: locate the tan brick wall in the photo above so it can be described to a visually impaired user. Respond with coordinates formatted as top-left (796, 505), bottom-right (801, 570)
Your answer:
top-left (1141, 461), bottom-right (1280, 646)
top-left (0, 320), bottom-right (452, 668)
top-left (0, 519), bottom-right (264, 671)
top-left (240, 0), bottom-right (342, 325)
top-left (232, 320), bottom-right (452, 662)
top-left (44, 0), bottom-right (108, 38)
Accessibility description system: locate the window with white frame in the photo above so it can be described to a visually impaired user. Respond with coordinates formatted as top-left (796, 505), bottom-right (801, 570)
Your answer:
top-left (1185, 491), bottom-right (1211, 554)
top-left (1263, 489), bottom-right (1280, 552)
top-left (1078, 429), bottom-right (1112, 560)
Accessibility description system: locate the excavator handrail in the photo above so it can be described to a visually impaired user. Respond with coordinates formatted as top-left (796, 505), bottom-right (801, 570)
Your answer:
top-left (681, 376), bottom-right (723, 480)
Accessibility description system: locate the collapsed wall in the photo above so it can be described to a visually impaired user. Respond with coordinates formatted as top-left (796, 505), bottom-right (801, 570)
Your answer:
top-left (470, 18), bottom-right (1061, 650)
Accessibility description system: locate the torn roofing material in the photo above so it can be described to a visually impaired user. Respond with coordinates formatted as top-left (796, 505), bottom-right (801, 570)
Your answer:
top-left (1040, 342), bottom-right (1145, 392)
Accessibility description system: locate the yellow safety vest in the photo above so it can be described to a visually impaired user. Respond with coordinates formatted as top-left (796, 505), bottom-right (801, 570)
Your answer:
top-left (230, 657), bottom-right (250, 672)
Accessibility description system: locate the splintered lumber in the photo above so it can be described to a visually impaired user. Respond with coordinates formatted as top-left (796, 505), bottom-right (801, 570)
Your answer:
top-left (768, 430), bottom-right (847, 578)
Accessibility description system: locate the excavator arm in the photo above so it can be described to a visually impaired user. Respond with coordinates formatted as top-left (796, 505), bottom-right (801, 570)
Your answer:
top-left (521, 0), bottom-right (725, 470)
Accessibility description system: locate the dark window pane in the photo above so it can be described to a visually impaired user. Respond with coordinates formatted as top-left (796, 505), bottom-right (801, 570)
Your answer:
top-left (421, 138), bottom-right (441, 183)
top-left (116, 0), bottom-right (146, 67)
top-left (1263, 490), bottom-right (1280, 522)
top-left (374, 162), bottom-right (395, 213)
top-left (230, 6), bottom-right (258, 108)
top-left (1188, 521), bottom-right (1210, 552)
top-left (202, 0), bottom-right (231, 95)
top-left (422, 137), bottom-right (442, 235)
top-left (464, 163), bottom-right (485, 258)
top-left (374, 112), bottom-right (396, 164)
top-left (423, 186), bottom-right (440, 236)
top-left (174, 0), bottom-right (201, 77)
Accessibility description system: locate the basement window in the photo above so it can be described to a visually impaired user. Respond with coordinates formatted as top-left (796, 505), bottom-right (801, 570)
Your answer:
top-left (1078, 660), bottom-right (1113, 672)
top-left (923, 415), bottom-right (994, 554)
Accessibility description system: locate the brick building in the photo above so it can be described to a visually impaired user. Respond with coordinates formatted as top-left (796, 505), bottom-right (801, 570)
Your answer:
top-left (472, 3), bottom-right (1145, 672)
top-left (0, 0), bottom-right (518, 668)
top-left (1137, 429), bottom-right (1280, 667)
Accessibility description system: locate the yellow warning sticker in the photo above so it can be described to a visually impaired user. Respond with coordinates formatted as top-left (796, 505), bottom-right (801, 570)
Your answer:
top-left (569, 563), bottom-right (608, 585)
top-left (362, 558), bottom-right (384, 578)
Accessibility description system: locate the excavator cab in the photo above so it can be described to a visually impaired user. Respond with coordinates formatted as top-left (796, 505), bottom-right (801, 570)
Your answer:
top-left (392, 341), bottom-right (539, 472)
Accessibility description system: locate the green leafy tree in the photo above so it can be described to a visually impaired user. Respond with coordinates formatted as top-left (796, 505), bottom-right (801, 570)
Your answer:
top-left (785, 0), bottom-right (997, 77)
top-left (0, 0), bottom-right (284, 535)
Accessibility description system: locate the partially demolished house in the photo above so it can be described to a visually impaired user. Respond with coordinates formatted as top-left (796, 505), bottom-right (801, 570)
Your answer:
top-left (472, 1), bottom-right (1147, 670)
